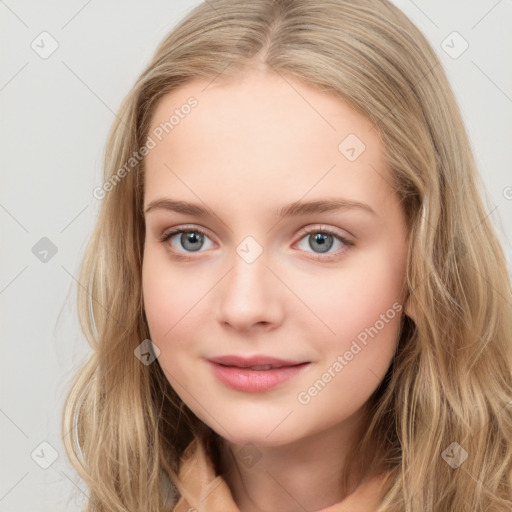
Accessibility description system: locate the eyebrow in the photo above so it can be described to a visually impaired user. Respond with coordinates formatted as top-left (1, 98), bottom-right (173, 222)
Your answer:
top-left (144, 197), bottom-right (377, 218)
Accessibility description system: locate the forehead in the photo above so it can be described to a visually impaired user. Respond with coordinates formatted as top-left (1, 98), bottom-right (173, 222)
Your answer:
top-left (144, 70), bottom-right (394, 215)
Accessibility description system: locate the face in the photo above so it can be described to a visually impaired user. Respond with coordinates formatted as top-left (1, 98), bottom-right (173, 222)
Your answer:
top-left (142, 68), bottom-right (408, 448)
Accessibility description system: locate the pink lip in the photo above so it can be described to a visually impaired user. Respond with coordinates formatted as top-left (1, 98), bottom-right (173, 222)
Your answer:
top-left (207, 355), bottom-right (310, 393)
top-left (208, 354), bottom-right (306, 368)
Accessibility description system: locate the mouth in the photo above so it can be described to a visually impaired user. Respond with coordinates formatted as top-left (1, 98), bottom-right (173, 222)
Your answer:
top-left (206, 355), bottom-right (311, 392)
top-left (215, 363), bottom-right (303, 370)
top-left (207, 354), bottom-right (309, 369)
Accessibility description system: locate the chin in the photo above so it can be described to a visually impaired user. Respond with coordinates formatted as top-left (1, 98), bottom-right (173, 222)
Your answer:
top-left (208, 414), bottom-right (308, 448)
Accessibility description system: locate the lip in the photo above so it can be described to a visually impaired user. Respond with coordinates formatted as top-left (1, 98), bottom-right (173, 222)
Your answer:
top-left (207, 355), bottom-right (310, 393)
top-left (208, 354), bottom-right (306, 368)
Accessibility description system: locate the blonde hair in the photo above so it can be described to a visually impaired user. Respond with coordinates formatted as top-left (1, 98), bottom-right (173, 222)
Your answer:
top-left (61, 0), bottom-right (512, 510)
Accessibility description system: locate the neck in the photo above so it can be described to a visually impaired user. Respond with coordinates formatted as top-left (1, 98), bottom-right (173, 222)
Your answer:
top-left (217, 411), bottom-right (376, 512)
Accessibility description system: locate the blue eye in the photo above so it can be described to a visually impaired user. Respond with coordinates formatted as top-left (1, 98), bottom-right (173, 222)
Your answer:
top-left (159, 225), bottom-right (354, 261)
top-left (160, 227), bottom-right (214, 256)
top-left (296, 227), bottom-right (353, 259)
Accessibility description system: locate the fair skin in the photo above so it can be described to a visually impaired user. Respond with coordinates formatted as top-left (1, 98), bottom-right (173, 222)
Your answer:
top-left (142, 65), bottom-right (409, 512)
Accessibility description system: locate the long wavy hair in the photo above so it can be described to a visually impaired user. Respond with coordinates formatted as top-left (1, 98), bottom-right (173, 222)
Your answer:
top-left (61, 0), bottom-right (512, 510)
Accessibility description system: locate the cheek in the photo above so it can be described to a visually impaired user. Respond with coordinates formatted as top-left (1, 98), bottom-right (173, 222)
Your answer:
top-left (296, 272), bottom-right (403, 420)
top-left (142, 247), bottom-right (215, 371)
top-left (142, 252), bottom-right (173, 337)
top-left (295, 248), bottom-right (405, 401)
top-left (142, 254), bottom-right (192, 388)
top-left (294, 251), bottom-right (405, 343)
top-left (143, 248), bottom-right (200, 336)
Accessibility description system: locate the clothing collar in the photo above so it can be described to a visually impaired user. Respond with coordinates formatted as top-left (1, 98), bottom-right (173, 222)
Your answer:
top-left (173, 436), bottom-right (240, 512)
top-left (172, 436), bottom-right (389, 512)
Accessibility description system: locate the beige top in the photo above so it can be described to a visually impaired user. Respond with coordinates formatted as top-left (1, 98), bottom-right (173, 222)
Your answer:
top-left (172, 437), bottom-right (390, 512)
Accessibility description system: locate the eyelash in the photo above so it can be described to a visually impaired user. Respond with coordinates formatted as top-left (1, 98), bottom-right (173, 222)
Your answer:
top-left (158, 225), bottom-right (354, 262)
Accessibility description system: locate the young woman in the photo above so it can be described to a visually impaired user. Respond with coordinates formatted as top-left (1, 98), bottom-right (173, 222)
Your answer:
top-left (62, 1), bottom-right (512, 510)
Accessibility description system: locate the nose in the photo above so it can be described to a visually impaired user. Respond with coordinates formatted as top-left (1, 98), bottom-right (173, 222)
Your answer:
top-left (216, 248), bottom-right (284, 333)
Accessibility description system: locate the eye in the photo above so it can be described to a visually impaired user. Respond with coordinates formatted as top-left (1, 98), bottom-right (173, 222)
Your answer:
top-left (159, 224), bottom-right (354, 261)
top-left (159, 225), bottom-right (215, 260)
top-left (295, 226), bottom-right (354, 261)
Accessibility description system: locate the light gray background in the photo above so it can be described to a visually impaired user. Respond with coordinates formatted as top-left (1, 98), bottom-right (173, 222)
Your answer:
top-left (1, 1), bottom-right (511, 510)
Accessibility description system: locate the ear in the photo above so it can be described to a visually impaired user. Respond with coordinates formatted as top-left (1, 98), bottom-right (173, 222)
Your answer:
top-left (402, 291), bottom-right (417, 323)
